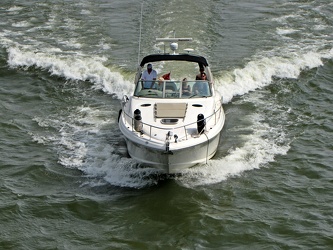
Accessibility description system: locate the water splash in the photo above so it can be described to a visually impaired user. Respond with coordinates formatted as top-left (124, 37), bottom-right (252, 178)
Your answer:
top-left (6, 47), bottom-right (134, 98)
top-left (216, 51), bottom-right (325, 104)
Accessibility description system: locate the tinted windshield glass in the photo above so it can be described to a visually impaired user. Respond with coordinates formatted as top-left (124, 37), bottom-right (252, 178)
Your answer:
top-left (134, 80), bottom-right (212, 99)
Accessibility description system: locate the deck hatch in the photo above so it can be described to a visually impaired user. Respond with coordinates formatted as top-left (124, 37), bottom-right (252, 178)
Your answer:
top-left (154, 103), bottom-right (187, 118)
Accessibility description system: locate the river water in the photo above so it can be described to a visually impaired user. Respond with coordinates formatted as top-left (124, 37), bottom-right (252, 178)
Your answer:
top-left (1, 0), bottom-right (333, 249)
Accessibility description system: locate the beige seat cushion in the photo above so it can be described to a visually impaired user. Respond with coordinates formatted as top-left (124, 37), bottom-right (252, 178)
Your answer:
top-left (155, 103), bottom-right (187, 118)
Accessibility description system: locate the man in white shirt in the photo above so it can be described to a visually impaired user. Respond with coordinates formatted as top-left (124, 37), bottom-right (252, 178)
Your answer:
top-left (141, 63), bottom-right (157, 88)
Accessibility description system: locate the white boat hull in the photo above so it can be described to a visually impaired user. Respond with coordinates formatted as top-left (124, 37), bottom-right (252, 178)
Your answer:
top-left (122, 131), bottom-right (221, 173)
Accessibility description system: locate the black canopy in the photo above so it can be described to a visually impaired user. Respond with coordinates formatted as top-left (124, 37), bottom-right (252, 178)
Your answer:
top-left (139, 54), bottom-right (209, 67)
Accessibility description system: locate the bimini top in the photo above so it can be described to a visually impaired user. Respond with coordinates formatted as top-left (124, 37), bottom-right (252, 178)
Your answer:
top-left (139, 54), bottom-right (209, 67)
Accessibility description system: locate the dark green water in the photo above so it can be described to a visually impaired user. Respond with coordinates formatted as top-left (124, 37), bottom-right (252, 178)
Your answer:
top-left (1, 0), bottom-right (333, 249)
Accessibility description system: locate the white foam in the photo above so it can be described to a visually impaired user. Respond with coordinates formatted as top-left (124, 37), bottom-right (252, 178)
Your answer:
top-left (80, 149), bottom-right (162, 189)
top-left (58, 137), bottom-right (87, 168)
top-left (58, 38), bottom-right (82, 49)
top-left (12, 21), bottom-right (31, 28)
top-left (313, 24), bottom-right (328, 31)
top-left (29, 133), bottom-right (55, 145)
top-left (7, 6), bottom-right (23, 12)
top-left (7, 47), bottom-right (134, 98)
top-left (272, 14), bottom-right (299, 24)
top-left (32, 106), bottom-right (163, 188)
top-left (177, 112), bottom-right (290, 188)
top-left (80, 10), bottom-right (91, 15)
top-left (216, 51), bottom-right (324, 104)
top-left (276, 28), bottom-right (299, 36)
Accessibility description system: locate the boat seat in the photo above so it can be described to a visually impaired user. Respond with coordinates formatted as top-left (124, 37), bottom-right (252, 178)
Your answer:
top-left (165, 82), bottom-right (177, 91)
top-left (154, 103), bottom-right (187, 118)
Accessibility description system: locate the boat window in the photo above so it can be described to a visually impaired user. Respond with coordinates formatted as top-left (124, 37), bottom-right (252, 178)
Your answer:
top-left (134, 80), bottom-right (212, 99)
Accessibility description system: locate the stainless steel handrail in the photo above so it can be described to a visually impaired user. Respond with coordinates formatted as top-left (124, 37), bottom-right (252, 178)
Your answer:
top-left (122, 100), bottom-right (223, 140)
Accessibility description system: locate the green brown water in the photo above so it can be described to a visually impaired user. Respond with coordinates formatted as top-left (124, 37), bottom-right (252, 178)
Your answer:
top-left (1, 0), bottom-right (333, 249)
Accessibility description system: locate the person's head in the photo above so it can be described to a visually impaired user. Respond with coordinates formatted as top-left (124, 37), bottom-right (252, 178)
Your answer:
top-left (147, 63), bottom-right (152, 72)
top-left (201, 72), bottom-right (207, 80)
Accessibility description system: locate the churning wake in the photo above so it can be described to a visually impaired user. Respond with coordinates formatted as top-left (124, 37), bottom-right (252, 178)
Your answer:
top-left (3, 0), bottom-right (333, 188)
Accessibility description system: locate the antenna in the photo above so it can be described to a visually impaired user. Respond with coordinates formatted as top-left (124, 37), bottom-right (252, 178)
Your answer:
top-left (156, 38), bottom-right (193, 42)
top-left (156, 37), bottom-right (193, 54)
top-left (137, 2), bottom-right (144, 65)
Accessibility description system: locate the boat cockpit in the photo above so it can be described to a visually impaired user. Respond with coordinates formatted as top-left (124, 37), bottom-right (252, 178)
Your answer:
top-left (134, 80), bottom-right (212, 99)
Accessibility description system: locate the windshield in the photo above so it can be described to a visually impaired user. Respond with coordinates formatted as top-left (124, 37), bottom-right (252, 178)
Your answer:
top-left (134, 80), bottom-right (212, 99)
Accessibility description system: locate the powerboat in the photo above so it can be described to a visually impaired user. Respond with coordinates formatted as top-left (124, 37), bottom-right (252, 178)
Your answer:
top-left (118, 37), bottom-right (225, 174)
